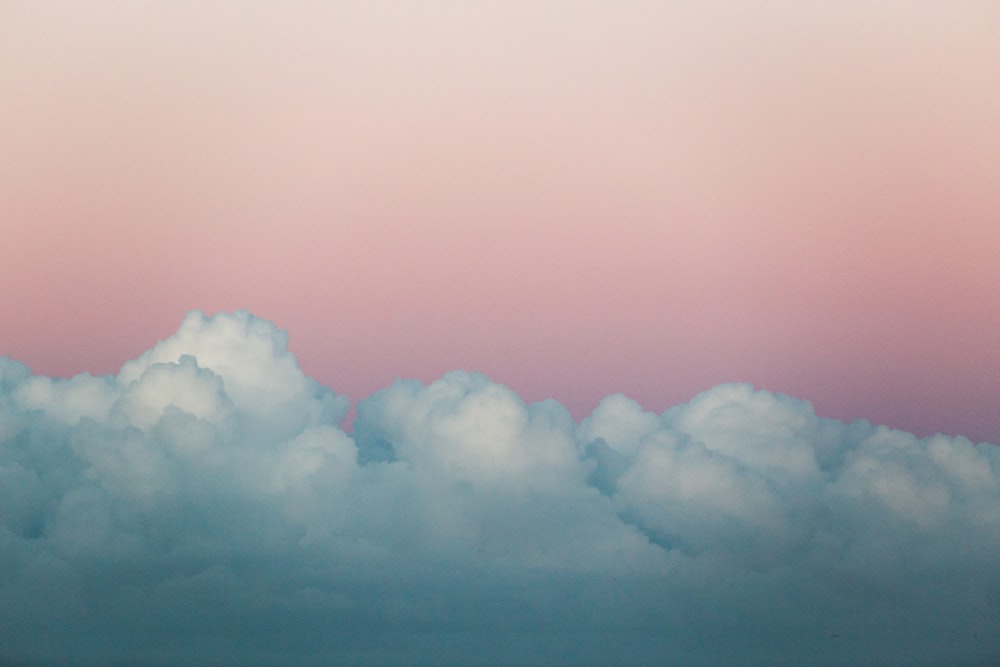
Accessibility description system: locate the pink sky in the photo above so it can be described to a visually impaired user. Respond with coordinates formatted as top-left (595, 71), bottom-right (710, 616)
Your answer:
top-left (2, 1), bottom-right (999, 443)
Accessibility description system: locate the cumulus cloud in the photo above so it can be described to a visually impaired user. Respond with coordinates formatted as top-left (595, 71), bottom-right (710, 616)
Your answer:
top-left (2, 311), bottom-right (999, 666)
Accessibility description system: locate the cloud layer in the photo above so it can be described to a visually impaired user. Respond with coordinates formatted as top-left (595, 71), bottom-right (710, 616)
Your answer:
top-left (2, 311), bottom-right (999, 665)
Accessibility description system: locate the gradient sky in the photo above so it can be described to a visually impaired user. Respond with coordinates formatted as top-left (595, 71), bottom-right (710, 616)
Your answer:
top-left (2, 1), bottom-right (999, 443)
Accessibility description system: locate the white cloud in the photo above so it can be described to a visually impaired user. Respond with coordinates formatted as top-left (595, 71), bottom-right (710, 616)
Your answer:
top-left (1, 311), bottom-right (999, 665)
top-left (13, 371), bottom-right (118, 426)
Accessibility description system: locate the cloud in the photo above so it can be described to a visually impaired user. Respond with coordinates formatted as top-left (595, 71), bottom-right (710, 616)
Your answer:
top-left (2, 311), bottom-right (999, 665)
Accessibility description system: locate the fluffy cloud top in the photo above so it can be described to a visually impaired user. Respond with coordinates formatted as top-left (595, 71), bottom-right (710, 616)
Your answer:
top-left (2, 311), bottom-right (998, 666)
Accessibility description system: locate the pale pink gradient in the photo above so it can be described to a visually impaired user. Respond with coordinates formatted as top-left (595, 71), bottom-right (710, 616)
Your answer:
top-left (2, 2), bottom-right (999, 442)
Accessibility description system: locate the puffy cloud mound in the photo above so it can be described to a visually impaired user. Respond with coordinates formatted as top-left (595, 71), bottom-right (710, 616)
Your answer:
top-left (2, 311), bottom-right (999, 666)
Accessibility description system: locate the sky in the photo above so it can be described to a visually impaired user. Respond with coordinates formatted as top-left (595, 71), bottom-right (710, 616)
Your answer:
top-left (2, 1), bottom-right (999, 444)
top-left (2, 1), bottom-right (1000, 664)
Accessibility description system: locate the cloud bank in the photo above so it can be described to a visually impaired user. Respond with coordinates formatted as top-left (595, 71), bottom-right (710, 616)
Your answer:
top-left (2, 311), bottom-right (999, 666)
